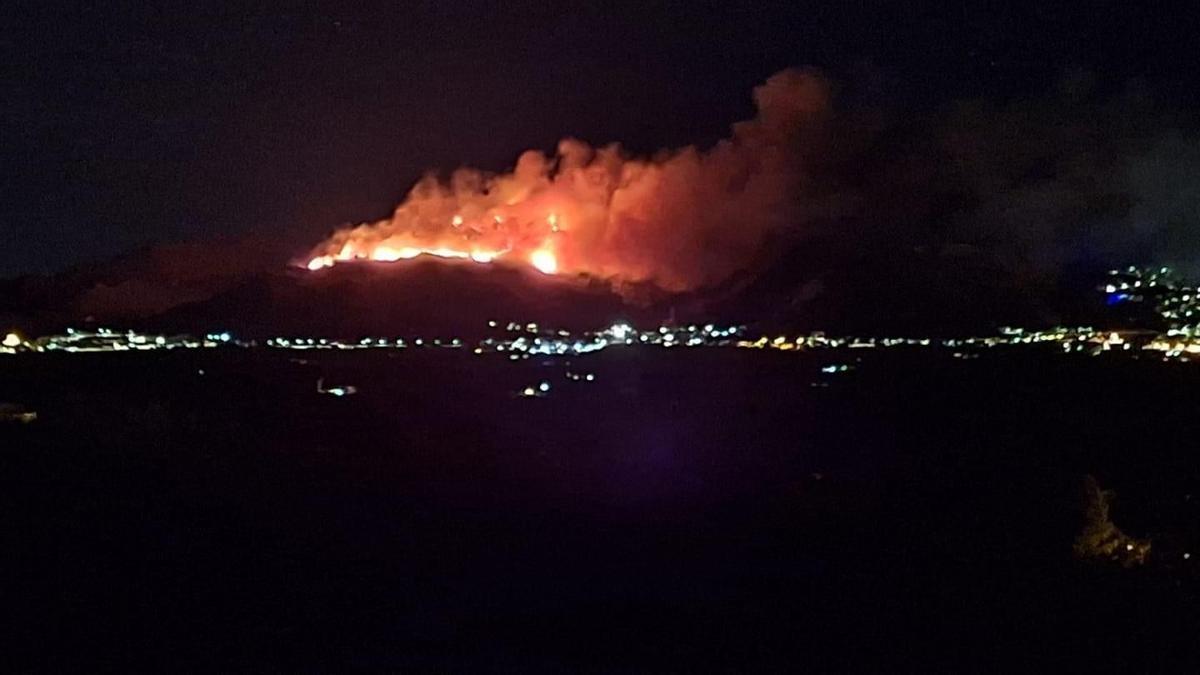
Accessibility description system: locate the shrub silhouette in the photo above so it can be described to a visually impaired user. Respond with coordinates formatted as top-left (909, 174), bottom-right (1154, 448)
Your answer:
top-left (1074, 475), bottom-right (1150, 567)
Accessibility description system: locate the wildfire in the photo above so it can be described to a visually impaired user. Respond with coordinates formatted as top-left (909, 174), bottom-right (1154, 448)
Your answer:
top-left (306, 236), bottom-right (511, 271)
top-left (530, 248), bottom-right (558, 275)
top-left (305, 207), bottom-right (567, 276)
top-left (303, 68), bottom-right (832, 292)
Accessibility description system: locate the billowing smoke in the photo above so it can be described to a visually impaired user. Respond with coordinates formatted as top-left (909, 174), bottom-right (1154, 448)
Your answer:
top-left (851, 76), bottom-right (1200, 281)
top-left (305, 67), bottom-right (1200, 312)
top-left (10, 68), bottom-right (1199, 335)
top-left (306, 69), bottom-right (833, 294)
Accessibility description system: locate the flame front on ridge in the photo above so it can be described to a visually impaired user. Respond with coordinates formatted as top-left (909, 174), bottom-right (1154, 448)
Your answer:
top-left (304, 69), bottom-right (833, 292)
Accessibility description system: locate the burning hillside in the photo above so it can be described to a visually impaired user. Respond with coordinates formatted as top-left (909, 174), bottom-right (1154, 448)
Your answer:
top-left (305, 69), bottom-right (831, 294)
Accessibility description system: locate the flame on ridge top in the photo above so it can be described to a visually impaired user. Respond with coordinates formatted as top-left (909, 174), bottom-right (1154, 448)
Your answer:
top-left (303, 68), bottom-right (833, 293)
top-left (305, 211), bottom-right (559, 276)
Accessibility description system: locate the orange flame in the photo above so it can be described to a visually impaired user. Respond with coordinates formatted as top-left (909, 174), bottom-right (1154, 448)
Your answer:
top-left (303, 69), bottom-right (832, 292)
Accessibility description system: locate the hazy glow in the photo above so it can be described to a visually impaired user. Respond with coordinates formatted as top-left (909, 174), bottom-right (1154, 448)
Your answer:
top-left (530, 248), bottom-right (558, 275)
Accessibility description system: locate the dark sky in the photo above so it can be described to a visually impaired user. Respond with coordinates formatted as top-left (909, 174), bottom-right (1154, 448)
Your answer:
top-left (2, 1), bottom-right (1195, 277)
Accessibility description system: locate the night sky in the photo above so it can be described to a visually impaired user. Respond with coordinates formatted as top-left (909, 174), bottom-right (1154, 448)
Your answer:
top-left (3, 1), bottom-right (1196, 277)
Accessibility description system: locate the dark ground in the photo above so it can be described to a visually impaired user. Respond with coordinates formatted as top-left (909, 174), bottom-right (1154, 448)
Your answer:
top-left (4, 347), bottom-right (1200, 671)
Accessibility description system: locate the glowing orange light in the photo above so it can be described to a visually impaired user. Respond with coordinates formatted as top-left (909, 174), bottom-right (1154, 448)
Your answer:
top-left (530, 249), bottom-right (558, 275)
top-left (370, 246), bottom-right (417, 262)
top-left (308, 244), bottom-right (506, 270)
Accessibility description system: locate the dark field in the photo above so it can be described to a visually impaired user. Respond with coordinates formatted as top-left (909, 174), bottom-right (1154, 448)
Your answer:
top-left (5, 347), bottom-right (1200, 671)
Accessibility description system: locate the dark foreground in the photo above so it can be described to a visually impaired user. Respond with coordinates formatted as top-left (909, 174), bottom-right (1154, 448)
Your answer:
top-left (4, 347), bottom-right (1200, 671)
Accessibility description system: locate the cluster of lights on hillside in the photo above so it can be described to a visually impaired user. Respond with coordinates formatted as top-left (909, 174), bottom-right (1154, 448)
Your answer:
top-left (1098, 265), bottom-right (1200, 359)
top-left (4, 322), bottom-right (1197, 362)
top-left (1, 328), bottom-right (238, 354)
top-left (1103, 266), bottom-right (1200, 326)
top-left (6, 266), bottom-right (1200, 361)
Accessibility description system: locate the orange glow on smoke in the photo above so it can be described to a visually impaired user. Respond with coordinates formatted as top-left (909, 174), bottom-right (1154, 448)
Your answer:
top-left (303, 69), bottom-right (832, 292)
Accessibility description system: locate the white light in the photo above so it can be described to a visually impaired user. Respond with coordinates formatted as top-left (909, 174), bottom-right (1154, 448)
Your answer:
top-left (2, 333), bottom-right (20, 348)
top-left (538, 381), bottom-right (550, 393)
top-left (609, 323), bottom-right (631, 340)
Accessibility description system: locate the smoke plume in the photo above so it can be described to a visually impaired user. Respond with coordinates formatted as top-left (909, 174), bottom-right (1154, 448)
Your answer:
top-left (851, 75), bottom-right (1200, 281)
top-left (307, 67), bottom-right (1200, 307)
top-left (306, 69), bottom-right (833, 294)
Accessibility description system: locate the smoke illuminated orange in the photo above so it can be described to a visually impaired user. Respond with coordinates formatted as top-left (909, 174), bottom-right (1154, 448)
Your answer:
top-left (304, 69), bottom-right (832, 293)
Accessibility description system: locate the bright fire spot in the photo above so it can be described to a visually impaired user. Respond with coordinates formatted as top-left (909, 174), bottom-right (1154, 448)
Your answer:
top-left (307, 255), bottom-right (335, 270)
top-left (308, 244), bottom-right (506, 269)
top-left (530, 249), bottom-right (558, 275)
top-left (3, 332), bottom-right (22, 348)
top-left (370, 246), bottom-right (420, 262)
